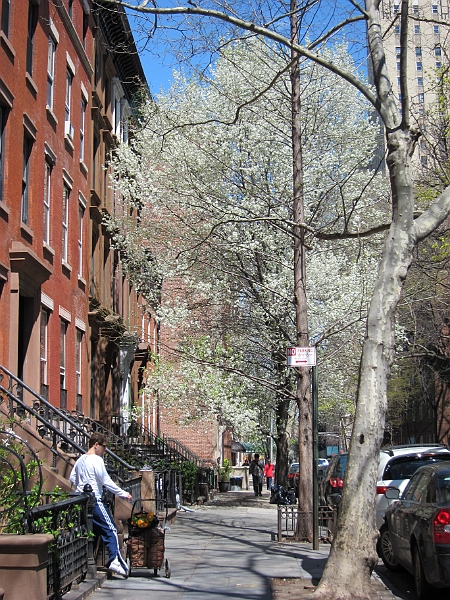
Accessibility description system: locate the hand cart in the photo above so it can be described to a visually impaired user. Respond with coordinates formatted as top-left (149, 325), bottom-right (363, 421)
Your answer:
top-left (126, 498), bottom-right (171, 578)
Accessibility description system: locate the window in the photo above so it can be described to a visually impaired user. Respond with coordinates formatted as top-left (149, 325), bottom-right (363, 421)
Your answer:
top-left (397, 77), bottom-right (401, 86)
top-left (412, 3), bottom-right (419, 13)
top-left (398, 93), bottom-right (402, 102)
top-left (415, 47), bottom-right (422, 56)
top-left (43, 159), bottom-right (52, 244)
top-left (395, 46), bottom-right (401, 56)
top-left (434, 25), bottom-right (440, 34)
top-left (394, 4), bottom-right (399, 12)
top-left (68, 0), bottom-right (73, 19)
top-left (414, 25), bottom-right (420, 34)
top-left (421, 156), bottom-right (428, 167)
top-left (436, 61), bottom-right (442, 68)
top-left (395, 25), bottom-right (400, 34)
top-left (432, 4), bottom-right (438, 13)
top-left (80, 96), bottom-right (86, 162)
top-left (417, 77), bottom-right (423, 86)
top-left (65, 69), bottom-right (73, 138)
top-left (0, 105), bottom-right (7, 202)
top-left (416, 62), bottom-right (422, 71)
top-left (78, 196), bottom-right (85, 277)
top-left (62, 184), bottom-right (69, 262)
top-left (40, 309), bottom-right (49, 392)
top-left (26, 2), bottom-right (38, 76)
top-left (82, 11), bottom-right (88, 49)
top-left (435, 46), bottom-right (442, 56)
top-left (47, 37), bottom-right (56, 110)
top-left (75, 329), bottom-right (83, 410)
top-left (397, 61), bottom-right (401, 71)
top-left (418, 92), bottom-right (424, 102)
top-left (1, 0), bottom-right (10, 36)
top-left (21, 134), bottom-right (33, 225)
top-left (60, 319), bottom-right (67, 408)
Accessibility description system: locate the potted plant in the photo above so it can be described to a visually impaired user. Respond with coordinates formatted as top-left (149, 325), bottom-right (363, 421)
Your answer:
top-left (217, 459), bottom-right (232, 492)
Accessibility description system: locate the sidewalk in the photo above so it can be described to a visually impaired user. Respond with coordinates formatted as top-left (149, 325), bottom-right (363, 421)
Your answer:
top-left (67, 489), bottom-right (405, 600)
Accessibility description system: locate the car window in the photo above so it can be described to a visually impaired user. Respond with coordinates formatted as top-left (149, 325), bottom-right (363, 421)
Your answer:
top-left (425, 475), bottom-right (437, 503)
top-left (437, 475), bottom-right (450, 502)
top-left (415, 472), bottom-right (432, 503)
top-left (383, 455), bottom-right (450, 480)
top-left (403, 472), bottom-right (423, 501)
top-left (331, 455), bottom-right (347, 478)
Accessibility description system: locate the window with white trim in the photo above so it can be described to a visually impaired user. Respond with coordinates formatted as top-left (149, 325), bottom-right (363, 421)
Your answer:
top-left (40, 308), bottom-right (49, 390)
top-left (78, 195), bottom-right (85, 278)
top-left (75, 329), bottom-right (83, 408)
top-left (26, 1), bottom-right (38, 76)
top-left (80, 96), bottom-right (86, 162)
top-left (47, 37), bottom-right (56, 110)
top-left (1, 0), bottom-right (10, 37)
top-left (21, 133), bottom-right (33, 225)
top-left (65, 69), bottom-right (73, 139)
top-left (60, 319), bottom-right (67, 391)
top-left (43, 159), bottom-right (52, 244)
top-left (62, 183), bottom-right (70, 262)
top-left (0, 104), bottom-right (8, 202)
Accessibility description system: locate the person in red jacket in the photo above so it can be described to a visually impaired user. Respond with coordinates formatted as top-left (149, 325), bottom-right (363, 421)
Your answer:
top-left (264, 461), bottom-right (275, 490)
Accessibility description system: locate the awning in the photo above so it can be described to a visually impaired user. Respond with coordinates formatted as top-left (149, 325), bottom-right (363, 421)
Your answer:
top-left (231, 441), bottom-right (246, 452)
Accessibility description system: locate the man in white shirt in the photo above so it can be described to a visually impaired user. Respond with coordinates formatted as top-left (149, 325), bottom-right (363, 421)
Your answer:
top-left (70, 432), bottom-right (132, 577)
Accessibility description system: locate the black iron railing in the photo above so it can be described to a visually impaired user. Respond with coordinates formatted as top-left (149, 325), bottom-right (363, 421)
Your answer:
top-left (30, 493), bottom-right (92, 599)
top-left (0, 365), bottom-right (135, 485)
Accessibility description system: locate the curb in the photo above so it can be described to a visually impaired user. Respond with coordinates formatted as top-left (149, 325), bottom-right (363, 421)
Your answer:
top-left (60, 573), bottom-right (107, 600)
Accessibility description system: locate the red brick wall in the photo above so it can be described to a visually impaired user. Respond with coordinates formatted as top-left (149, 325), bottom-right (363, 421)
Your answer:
top-left (0, 0), bottom-right (93, 410)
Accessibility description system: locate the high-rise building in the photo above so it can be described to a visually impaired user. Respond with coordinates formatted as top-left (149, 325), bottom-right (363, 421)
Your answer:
top-left (379, 0), bottom-right (450, 168)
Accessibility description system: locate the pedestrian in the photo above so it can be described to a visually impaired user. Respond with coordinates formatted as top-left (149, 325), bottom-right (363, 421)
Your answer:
top-left (70, 432), bottom-right (132, 577)
top-left (264, 460), bottom-right (275, 489)
top-left (249, 453), bottom-right (264, 497)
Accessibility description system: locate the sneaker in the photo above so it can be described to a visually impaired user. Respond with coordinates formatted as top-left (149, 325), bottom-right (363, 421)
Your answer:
top-left (108, 556), bottom-right (129, 578)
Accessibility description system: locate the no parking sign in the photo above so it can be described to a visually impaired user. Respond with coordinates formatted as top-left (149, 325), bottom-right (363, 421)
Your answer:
top-left (286, 346), bottom-right (316, 367)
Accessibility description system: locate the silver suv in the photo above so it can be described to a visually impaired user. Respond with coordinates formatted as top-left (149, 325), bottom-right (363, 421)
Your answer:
top-left (376, 444), bottom-right (450, 530)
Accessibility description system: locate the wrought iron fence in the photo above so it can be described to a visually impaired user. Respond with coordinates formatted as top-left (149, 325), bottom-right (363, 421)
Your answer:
top-left (29, 493), bottom-right (92, 600)
top-left (276, 505), bottom-right (337, 543)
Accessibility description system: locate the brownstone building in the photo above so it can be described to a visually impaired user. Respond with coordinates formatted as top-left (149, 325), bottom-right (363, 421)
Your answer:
top-left (0, 0), bottom-right (153, 429)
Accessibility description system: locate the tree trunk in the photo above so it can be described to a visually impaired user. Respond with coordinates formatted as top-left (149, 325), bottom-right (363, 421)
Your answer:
top-left (290, 0), bottom-right (313, 542)
top-left (275, 398), bottom-right (291, 487)
top-left (311, 129), bottom-right (418, 598)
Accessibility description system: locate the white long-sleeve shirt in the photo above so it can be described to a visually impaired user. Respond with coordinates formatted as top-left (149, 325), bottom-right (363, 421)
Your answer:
top-left (70, 453), bottom-right (129, 500)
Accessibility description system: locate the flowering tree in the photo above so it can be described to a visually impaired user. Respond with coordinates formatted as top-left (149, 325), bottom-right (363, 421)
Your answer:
top-left (109, 34), bottom-right (386, 526)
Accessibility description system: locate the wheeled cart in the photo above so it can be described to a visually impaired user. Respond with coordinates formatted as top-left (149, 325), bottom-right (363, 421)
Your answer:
top-left (126, 498), bottom-right (171, 578)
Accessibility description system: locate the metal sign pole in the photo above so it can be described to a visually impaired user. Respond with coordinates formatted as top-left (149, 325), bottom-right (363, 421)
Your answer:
top-left (312, 364), bottom-right (319, 550)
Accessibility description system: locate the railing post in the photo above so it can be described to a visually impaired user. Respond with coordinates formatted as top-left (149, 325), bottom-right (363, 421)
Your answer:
top-left (83, 484), bottom-right (97, 579)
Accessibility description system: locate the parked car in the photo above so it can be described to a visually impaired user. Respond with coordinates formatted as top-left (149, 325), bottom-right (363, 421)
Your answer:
top-left (287, 462), bottom-right (299, 489)
top-left (320, 453), bottom-right (348, 507)
top-left (293, 459), bottom-right (329, 497)
top-left (375, 444), bottom-right (450, 530)
top-left (320, 445), bottom-right (450, 522)
top-left (380, 461), bottom-right (450, 599)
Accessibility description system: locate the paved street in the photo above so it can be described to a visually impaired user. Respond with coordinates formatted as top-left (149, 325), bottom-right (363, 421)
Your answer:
top-left (67, 490), bottom-right (411, 600)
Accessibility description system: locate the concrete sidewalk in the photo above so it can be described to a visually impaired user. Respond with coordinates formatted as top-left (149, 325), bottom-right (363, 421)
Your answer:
top-left (65, 488), bottom-right (406, 600)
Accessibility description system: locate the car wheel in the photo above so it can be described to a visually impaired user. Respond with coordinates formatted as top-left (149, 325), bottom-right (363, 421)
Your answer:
top-left (413, 545), bottom-right (431, 600)
top-left (378, 525), bottom-right (402, 572)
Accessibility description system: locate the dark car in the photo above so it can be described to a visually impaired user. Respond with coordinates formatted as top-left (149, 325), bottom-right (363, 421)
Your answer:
top-left (287, 462), bottom-right (299, 489)
top-left (380, 461), bottom-right (450, 599)
top-left (320, 453), bottom-right (348, 507)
